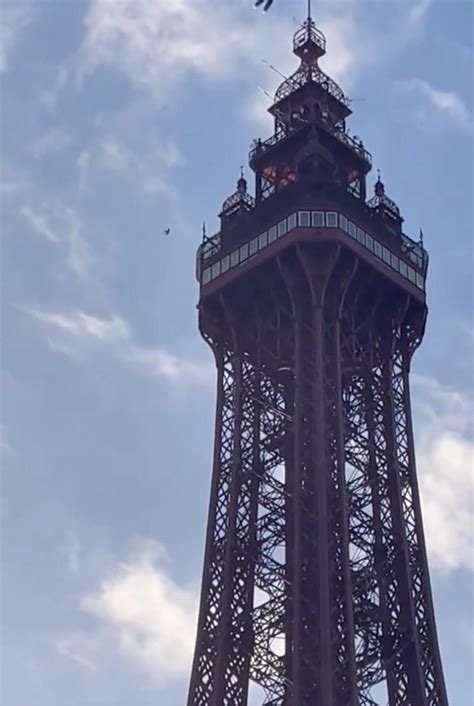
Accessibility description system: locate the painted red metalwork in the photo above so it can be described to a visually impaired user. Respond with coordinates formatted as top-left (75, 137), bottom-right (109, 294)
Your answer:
top-left (188, 12), bottom-right (448, 706)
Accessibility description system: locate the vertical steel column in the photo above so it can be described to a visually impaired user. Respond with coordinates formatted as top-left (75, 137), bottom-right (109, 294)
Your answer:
top-left (188, 337), bottom-right (237, 705)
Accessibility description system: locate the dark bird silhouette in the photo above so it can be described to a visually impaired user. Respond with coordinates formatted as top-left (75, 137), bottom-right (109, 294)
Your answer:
top-left (255, 0), bottom-right (274, 10)
top-left (164, 228), bottom-right (170, 236)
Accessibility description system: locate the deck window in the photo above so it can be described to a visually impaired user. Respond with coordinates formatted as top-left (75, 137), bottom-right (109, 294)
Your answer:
top-left (258, 231), bottom-right (268, 249)
top-left (326, 211), bottom-right (338, 227)
top-left (277, 220), bottom-right (287, 238)
top-left (268, 225), bottom-right (277, 243)
top-left (298, 211), bottom-right (311, 227)
top-left (249, 237), bottom-right (259, 256)
top-left (287, 212), bottom-right (297, 230)
top-left (240, 243), bottom-right (249, 261)
top-left (415, 272), bottom-right (424, 289)
top-left (312, 211), bottom-right (325, 227)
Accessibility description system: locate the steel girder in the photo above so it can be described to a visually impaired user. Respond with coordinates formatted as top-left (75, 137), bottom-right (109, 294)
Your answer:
top-left (188, 244), bottom-right (448, 706)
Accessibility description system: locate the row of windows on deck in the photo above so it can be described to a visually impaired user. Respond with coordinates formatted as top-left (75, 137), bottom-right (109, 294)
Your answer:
top-left (200, 210), bottom-right (425, 291)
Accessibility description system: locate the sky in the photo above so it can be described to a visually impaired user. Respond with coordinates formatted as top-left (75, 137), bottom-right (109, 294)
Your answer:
top-left (0, 0), bottom-right (473, 704)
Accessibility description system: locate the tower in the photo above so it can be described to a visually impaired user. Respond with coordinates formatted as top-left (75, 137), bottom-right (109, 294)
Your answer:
top-left (188, 12), bottom-right (448, 706)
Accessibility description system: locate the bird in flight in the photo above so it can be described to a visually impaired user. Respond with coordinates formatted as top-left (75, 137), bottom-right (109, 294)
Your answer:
top-left (164, 228), bottom-right (170, 236)
top-left (254, 0), bottom-right (274, 10)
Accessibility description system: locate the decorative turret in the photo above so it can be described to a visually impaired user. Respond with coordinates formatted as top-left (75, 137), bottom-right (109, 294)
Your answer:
top-left (220, 169), bottom-right (255, 227)
top-left (368, 172), bottom-right (403, 235)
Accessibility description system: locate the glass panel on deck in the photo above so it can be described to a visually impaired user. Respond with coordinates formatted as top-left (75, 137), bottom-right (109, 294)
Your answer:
top-left (240, 243), bottom-right (249, 261)
top-left (326, 212), bottom-right (338, 227)
top-left (312, 211), bottom-right (325, 227)
top-left (268, 225), bottom-right (277, 242)
top-left (298, 211), bottom-right (310, 227)
top-left (249, 237), bottom-right (259, 256)
top-left (277, 220), bottom-right (287, 238)
top-left (259, 231), bottom-right (268, 249)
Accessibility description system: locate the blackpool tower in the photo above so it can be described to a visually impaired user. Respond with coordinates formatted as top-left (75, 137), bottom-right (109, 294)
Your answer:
top-left (188, 11), bottom-right (448, 706)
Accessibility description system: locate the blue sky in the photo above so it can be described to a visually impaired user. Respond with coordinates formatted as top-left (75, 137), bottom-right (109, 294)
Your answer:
top-left (1, 1), bottom-right (472, 704)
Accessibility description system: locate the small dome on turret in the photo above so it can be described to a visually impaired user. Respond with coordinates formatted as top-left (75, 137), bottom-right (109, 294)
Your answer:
top-left (237, 168), bottom-right (247, 194)
top-left (368, 170), bottom-right (403, 233)
top-left (220, 168), bottom-right (255, 224)
top-left (374, 175), bottom-right (385, 198)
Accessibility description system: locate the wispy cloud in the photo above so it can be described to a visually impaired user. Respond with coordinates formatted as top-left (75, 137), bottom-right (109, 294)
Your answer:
top-left (0, 1), bottom-right (34, 74)
top-left (401, 77), bottom-right (472, 133)
top-left (18, 201), bottom-right (92, 276)
top-left (19, 204), bottom-right (61, 243)
top-left (79, 0), bottom-right (361, 119)
top-left (413, 375), bottom-right (474, 572)
top-left (56, 637), bottom-right (97, 673)
top-left (407, 0), bottom-right (435, 33)
top-left (58, 539), bottom-right (197, 684)
top-left (22, 306), bottom-right (213, 385)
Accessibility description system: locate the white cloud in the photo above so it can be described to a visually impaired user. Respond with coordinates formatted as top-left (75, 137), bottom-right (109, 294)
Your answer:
top-left (56, 637), bottom-right (97, 672)
top-left (58, 539), bottom-right (197, 684)
top-left (19, 204), bottom-right (61, 243)
top-left (79, 0), bottom-right (361, 115)
top-left (23, 307), bottom-right (130, 342)
top-left (402, 78), bottom-right (472, 133)
top-left (18, 201), bottom-right (93, 276)
top-left (413, 375), bottom-right (474, 572)
top-left (0, 1), bottom-right (33, 74)
top-left (407, 0), bottom-right (435, 32)
top-left (22, 306), bottom-right (213, 385)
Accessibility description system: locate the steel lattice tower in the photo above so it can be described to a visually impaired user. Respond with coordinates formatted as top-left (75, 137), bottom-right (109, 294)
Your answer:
top-left (188, 13), bottom-right (448, 706)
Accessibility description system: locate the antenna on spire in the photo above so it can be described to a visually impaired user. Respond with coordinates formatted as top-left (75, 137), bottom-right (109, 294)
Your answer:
top-left (308, 0), bottom-right (312, 20)
top-left (262, 59), bottom-right (289, 81)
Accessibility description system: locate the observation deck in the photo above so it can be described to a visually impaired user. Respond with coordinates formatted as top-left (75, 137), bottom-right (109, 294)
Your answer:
top-left (249, 123), bottom-right (372, 171)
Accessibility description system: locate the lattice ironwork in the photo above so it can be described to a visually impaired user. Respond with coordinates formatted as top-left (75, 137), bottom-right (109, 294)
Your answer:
top-left (188, 240), bottom-right (448, 705)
